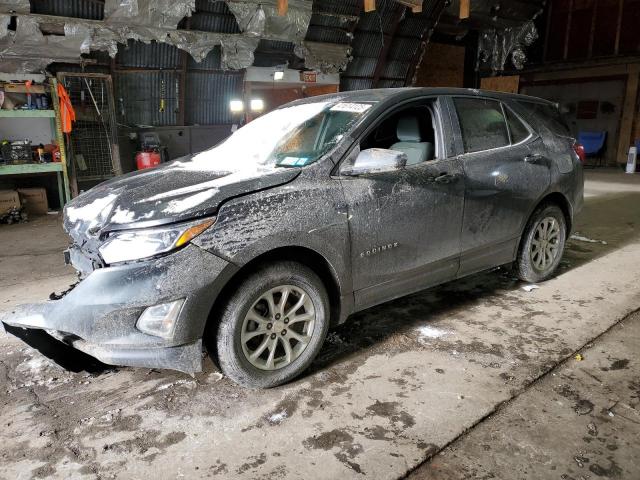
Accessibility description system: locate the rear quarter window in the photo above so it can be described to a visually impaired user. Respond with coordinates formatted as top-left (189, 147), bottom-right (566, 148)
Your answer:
top-left (516, 100), bottom-right (574, 173)
top-left (516, 101), bottom-right (571, 138)
top-left (504, 107), bottom-right (530, 144)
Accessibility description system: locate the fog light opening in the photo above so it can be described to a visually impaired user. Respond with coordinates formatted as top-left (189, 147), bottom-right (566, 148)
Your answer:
top-left (137, 299), bottom-right (184, 338)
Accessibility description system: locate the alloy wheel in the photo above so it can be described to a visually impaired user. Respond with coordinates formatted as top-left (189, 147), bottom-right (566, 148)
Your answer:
top-left (530, 216), bottom-right (561, 271)
top-left (240, 285), bottom-right (316, 371)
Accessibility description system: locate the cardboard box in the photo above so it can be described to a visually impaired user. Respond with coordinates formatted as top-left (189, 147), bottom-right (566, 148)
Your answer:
top-left (0, 190), bottom-right (20, 215)
top-left (17, 188), bottom-right (48, 215)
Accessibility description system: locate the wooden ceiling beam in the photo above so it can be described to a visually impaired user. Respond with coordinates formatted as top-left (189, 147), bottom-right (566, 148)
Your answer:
top-left (277, 0), bottom-right (288, 16)
top-left (460, 0), bottom-right (470, 19)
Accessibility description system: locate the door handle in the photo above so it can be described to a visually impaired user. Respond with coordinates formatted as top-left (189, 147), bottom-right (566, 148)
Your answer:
top-left (434, 172), bottom-right (458, 184)
top-left (335, 201), bottom-right (348, 214)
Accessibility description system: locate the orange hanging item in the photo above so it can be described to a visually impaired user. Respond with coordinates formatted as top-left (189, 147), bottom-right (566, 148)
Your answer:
top-left (56, 83), bottom-right (76, 133)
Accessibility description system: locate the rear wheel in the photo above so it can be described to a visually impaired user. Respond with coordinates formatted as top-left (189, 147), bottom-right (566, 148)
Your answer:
top-left (214, 261), bottom-right (330, 388)
top-left (515, 204), bottom-right (567, 283)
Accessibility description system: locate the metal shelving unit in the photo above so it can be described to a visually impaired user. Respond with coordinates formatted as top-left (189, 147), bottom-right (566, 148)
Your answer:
top-left (0, 79), bottom-right (71, 207)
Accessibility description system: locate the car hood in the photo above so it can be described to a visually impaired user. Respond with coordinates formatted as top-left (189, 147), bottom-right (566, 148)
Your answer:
top-left (63, 155), bottom-right (300, 242)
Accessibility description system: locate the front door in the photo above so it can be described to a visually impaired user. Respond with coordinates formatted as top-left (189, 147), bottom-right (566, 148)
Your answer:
top-left (340, 154), bottom-right (464, 310)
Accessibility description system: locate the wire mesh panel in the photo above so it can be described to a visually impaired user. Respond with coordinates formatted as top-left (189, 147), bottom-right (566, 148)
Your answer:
top-left (57, 73), bottom-right (122, 183)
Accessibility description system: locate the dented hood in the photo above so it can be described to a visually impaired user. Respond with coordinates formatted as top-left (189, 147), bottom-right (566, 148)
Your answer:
top-left (63, 155), bottom-right (300, 241)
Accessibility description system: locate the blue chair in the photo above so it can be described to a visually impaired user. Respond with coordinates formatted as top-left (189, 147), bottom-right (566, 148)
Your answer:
top-left (577, 131), bottom-right (607, 167)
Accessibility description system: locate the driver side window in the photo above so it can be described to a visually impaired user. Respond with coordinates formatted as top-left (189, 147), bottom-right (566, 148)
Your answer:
top-left (360, 102), bottom-right (439, 166)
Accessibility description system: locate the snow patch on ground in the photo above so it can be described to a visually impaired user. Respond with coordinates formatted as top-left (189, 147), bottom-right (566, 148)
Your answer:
top-left (156, 379), bottom-right (195, 391)
top-left (268, 411), bottom-right (288, 424)
top-left (571, 233), bottom-right (607, 245)
top-left (522, 284), bottom-right (540, 292)
top-left (416, 325), bottom-right (450, 339)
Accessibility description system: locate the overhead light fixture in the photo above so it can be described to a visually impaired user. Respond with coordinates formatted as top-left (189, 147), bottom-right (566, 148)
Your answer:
top-left (273, 70), bottom-right (284, 81)
top-left (250, 98), bottom-right (264, 112)
top-left (229, 99), bottom-right (244, 113)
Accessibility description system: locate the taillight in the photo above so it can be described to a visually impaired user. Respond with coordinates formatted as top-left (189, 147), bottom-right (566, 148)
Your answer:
top-left (573, 143), bottom-right (586, 163)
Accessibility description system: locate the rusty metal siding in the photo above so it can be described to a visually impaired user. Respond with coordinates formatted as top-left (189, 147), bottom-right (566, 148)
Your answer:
top-left (185, 72), bottom-right (243, 125)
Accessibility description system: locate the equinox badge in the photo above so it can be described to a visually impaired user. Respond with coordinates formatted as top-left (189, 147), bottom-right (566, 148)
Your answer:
top-left (360, 242), bottom-right (399, 258)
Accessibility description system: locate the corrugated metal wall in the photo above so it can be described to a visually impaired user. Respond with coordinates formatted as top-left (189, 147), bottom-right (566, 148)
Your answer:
top-left (111, 45), bottom-right (243, 127)
top-left (117, 41), bottom-right (182, 69)
top-left (31, 0), bottom-right (104, 20)
top-left (340, 0), bottom-right (445, 91)
top-left (37, 0), bottom-right (243, 127)
top-left (186, 72), bottom-right (243, 125)
top-left (115, 71), bottom-right (179, 126)
top-left (37, 0), bottom-right (447, 122)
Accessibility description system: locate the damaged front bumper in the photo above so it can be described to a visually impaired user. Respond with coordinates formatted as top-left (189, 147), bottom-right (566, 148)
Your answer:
top-left (0, 244), bottom-right (237, 374)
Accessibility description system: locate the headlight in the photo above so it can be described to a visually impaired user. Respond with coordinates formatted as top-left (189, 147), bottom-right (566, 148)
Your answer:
top-left (98, 218), bottom-right (214, 264)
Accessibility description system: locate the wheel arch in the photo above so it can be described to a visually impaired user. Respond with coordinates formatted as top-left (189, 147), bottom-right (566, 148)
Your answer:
top-left (538, 191), bottom-right (573, 234)
top-left (515, 190), bottom-right (573, 262)
top-left (205, 246), bottom-right (345, 337)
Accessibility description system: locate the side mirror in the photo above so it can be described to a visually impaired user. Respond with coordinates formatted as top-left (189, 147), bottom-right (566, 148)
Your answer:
top-left (342, 148), bottom-right (408, 176)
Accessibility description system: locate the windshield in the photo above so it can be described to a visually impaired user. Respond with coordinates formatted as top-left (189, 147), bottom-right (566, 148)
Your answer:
top-left (184, 100), bottom-right (372, 171)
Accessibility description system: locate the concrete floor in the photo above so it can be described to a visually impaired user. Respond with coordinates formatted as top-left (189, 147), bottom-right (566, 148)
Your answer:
top-left (0, 169), bottom-right (639, 480)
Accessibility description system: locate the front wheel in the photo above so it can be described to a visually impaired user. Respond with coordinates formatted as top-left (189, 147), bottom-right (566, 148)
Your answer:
top-left (515, 204), bottom-right (567, 283)
top-left (214, 261), bottom-right (330, 388)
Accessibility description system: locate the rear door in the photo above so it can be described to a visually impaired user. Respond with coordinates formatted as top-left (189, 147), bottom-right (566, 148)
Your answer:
top-left (447, 96), bottom-right (552, 277)
top-left (338, 98), bottom-right (465, 310)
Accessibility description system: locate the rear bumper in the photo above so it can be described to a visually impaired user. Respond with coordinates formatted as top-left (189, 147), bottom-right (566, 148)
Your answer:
top-left (0, 244), bottom-right (237, 373)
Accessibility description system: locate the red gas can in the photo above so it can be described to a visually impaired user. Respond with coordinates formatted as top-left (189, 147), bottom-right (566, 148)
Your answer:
top-left (136, 151), bottom-right (161, 170)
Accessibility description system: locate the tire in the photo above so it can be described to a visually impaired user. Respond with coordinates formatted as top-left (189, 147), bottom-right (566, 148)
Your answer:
top-left (214, 261), bottom-right (330, 388)
top-left (515, 203), bottom-right (567, 283)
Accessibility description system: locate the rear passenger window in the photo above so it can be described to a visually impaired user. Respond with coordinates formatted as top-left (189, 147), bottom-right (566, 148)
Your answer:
top-left (517, 101), bottom-right (571, 137)
top-left (505, 107), bottom-right (530, 144)
top-left (453, 98), bottom-right (509, 153)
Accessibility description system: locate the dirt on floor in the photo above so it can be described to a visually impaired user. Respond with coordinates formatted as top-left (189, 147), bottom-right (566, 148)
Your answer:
top-left (409, 309), bottom-right (640, 480)
top-left (0, 169), bottom-right (638, 480)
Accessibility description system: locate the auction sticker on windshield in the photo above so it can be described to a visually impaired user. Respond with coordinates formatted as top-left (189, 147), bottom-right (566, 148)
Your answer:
top-left (330, 102), bottom-right (372, 113)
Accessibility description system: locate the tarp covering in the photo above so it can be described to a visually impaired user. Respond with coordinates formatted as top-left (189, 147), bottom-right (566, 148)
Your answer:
top-left (295, 41), bottom-right (352, 74)
top-left (0, 16), bottom-right (88, 73)
top-left (0, 0), bottom-right (348, 74)
top-left (104, 0), bottom-right (196, 29)
top-left (226, 0), bottom-right (311, 42)
top-left (478, 20), bottom-right (539, 73)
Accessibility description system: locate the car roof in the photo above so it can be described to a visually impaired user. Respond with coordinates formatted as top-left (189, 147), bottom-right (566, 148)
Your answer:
top-left (287, 87), bottom-right (556, 108)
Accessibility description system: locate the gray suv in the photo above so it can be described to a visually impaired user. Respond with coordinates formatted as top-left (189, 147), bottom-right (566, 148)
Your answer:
top-left (1, 88), bottom-right (583, 388)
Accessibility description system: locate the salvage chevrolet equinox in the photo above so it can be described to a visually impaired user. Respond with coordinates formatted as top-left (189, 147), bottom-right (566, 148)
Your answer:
top-left (1, 88), bottom-right (583, 388)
